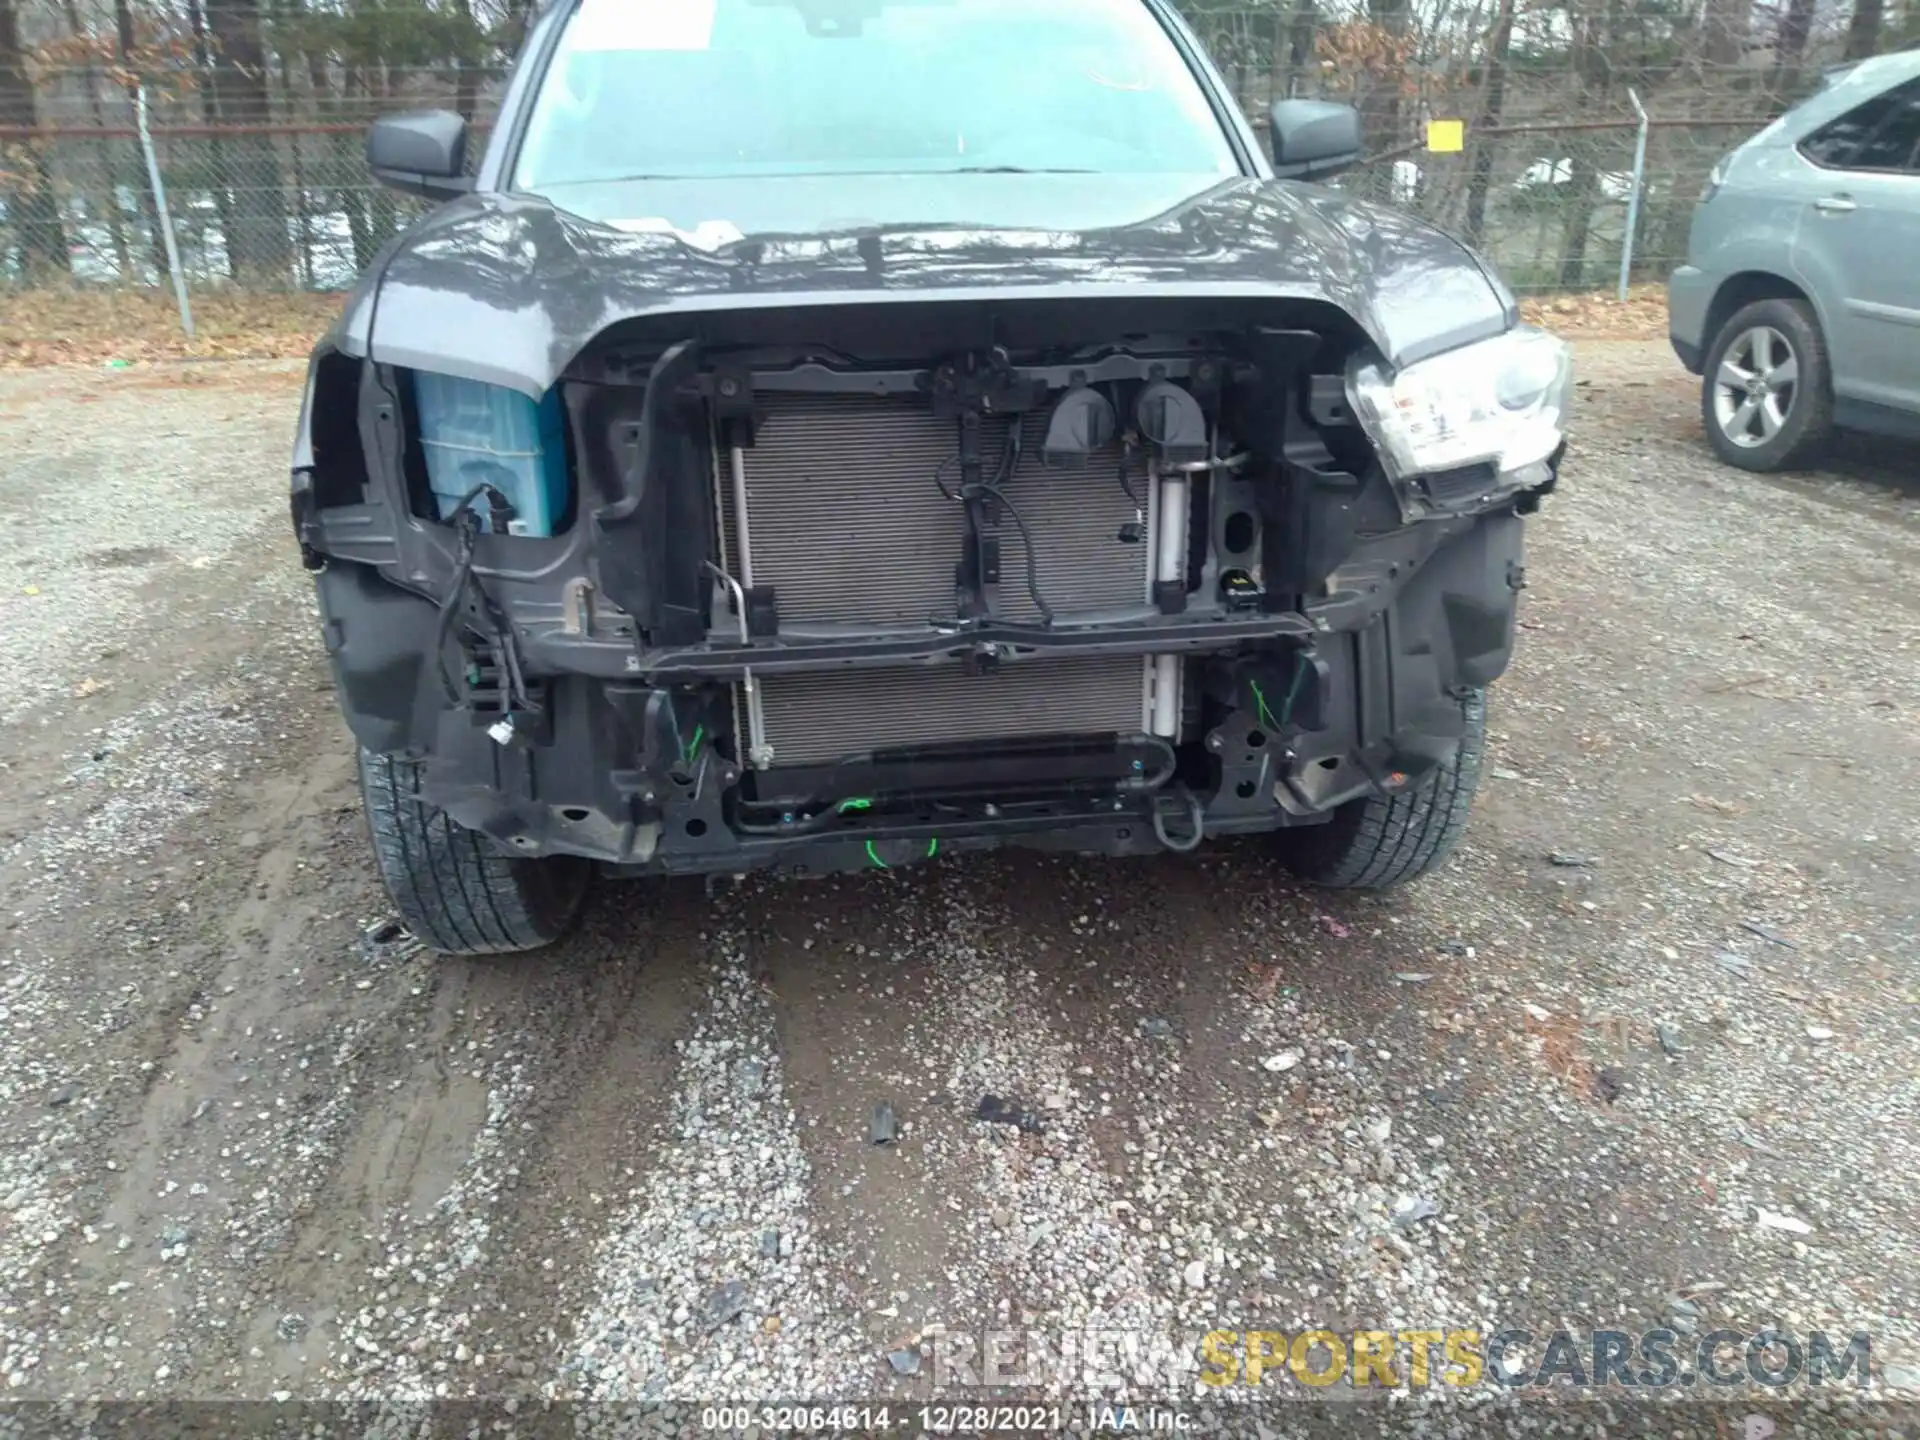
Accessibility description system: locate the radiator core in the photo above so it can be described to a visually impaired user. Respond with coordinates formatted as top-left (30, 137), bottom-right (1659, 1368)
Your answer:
top-left (757, 656), bottom-right (1150, 766)
top-left (722, 392), bottom-right (1158, 765)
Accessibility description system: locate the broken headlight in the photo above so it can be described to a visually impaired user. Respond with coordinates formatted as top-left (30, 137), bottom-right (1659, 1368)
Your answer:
top-left (1346, 325), bottom-right (1571, 485)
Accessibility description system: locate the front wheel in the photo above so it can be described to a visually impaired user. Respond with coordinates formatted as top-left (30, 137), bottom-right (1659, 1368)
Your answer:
top-left (1701, 298), bottom-right (1834, 472)
top-left (1276, 689), bottom-right (1487, 890)
top-left (358, 750), bottom-right (590, 956)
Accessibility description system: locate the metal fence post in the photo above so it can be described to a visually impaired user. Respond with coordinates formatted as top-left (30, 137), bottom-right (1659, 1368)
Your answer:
top-left (135, 85), bottom-right (194, 340)
top-left (1618, 89), bottom-right (1650, 303)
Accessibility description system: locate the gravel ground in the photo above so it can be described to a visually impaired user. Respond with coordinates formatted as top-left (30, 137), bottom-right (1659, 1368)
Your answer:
top-left (0, 344), bottom-right (1914, 1434)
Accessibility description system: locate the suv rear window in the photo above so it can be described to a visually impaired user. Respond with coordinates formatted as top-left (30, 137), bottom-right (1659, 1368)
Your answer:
top-left (1799, 77), bottom-right (1920, 172)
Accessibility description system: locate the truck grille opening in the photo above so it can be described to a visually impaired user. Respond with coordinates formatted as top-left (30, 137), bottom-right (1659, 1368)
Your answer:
top-left (718, 392), bottom-right (1163, 766)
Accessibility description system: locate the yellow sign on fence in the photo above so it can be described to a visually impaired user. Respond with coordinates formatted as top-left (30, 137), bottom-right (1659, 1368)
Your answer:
top-left (1427, 119), bottom-right (1466, 153)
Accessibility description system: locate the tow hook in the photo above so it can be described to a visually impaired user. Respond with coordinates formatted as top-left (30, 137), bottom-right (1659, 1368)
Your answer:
top-left (1151, 786), bottom-right (1206, 854)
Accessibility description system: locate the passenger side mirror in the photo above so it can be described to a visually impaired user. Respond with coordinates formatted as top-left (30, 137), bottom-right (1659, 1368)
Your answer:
top-left (1267, 100), bottom-right (1362, 181)
top-left (368, 110), bottom-right (474, 202)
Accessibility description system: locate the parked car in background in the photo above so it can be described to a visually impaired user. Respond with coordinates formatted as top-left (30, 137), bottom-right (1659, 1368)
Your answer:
top-left (1669, 48), bottom-right (1920, 471)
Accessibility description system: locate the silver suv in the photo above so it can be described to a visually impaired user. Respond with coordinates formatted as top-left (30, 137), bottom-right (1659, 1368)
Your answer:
top-left (1669, 50), bottom-right (1920, 471)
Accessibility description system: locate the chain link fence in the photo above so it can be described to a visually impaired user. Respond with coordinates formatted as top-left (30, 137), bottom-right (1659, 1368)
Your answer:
top-left (0, 9), bottom-right (1898, 300)
top-left (2, 114), bottom-right (490, 290)
top-left (1335, 117), bottom-right (1765, 294)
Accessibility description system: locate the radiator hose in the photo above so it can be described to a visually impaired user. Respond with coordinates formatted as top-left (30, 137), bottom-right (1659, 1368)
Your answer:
top-left (1151, 785), bottom-right (1206, 854)
top-left (1118, 735), bottom-right (1178, 792)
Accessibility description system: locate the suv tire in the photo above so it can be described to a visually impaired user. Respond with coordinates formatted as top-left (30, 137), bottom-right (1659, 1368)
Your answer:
top-left (1278, 689), bottom-right (1486, 889)
top-left (358, 750), bottom-right (590, 956)
top-left (1701, 298), bottom-right (1834, 472)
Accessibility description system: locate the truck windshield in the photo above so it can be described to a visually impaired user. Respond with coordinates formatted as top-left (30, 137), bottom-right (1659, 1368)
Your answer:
top-left (513, 0), bottom-right (1240, 208)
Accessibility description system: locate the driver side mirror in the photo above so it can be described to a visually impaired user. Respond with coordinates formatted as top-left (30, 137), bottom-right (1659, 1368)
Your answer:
top-left (368, 110), bottom-right (474, 202)
top-left (1267, 100), bottom-right (1362, 181)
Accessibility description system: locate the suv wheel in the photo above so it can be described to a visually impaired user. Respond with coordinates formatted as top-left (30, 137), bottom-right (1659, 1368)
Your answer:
top-left (1277, 689), bottom-right (1486, 890)
top-left (1701, 298), bottom-right (1833, 472)
top-left (358, 750), bottom-right (590, 956)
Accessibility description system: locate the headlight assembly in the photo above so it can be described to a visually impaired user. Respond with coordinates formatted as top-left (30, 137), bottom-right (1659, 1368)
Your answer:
top-left (1346, 325), bottom-right (1572, 488)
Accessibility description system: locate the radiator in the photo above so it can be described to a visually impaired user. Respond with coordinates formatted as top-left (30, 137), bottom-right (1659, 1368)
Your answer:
top-left (720, 392), bottom-right (1158, 764)
top-left (757, 656), bottom-right (1151, 766)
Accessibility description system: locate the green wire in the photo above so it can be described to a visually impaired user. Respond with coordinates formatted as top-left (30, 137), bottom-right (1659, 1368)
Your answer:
top-left (1279, 655), bottom-right (1310, 728)
top-left (838, 797), bottom-right (874, 814)
top-left (683, 724), bottom-right (705, 763)
top-left (1251, 657), bottom-right (1314, 732)
top-left (1249, 678), bottom-right (1282, 732)
top-left (866, 840), bottom-right (888, 870)
top-left (927, 838), bottom-right (938, 858)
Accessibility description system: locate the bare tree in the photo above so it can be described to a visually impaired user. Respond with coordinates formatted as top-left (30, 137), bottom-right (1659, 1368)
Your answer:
top-left (453, 0), bottom-right (478, 121)
top-left (1557, 0), bottom-right (1616, 288)
top-left (204, 0), bottom-right (292, 282)
top-left (57, 0), bottom-right (133, 278)
top-left (1284, 0), bottom-right (1318, 99)
top-left (112, 0), bottom-right (169, 279)
top-left (1771, 0), bottom-right (1819, 93)
top-left (1362, 0), bottom-right (1414, 155)
top-left (1465, 0), bottom-right (1515, 244)
top-left (1700, 0), bottom-right (1754, 67)
top-left (1843, 0), bottom-right (1885, 59)
top-left (0, 0), bottom-right (67, 277)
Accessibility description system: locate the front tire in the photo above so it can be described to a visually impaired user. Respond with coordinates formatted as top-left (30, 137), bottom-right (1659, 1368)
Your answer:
top-left (1278, 689), bottom-right (1487, 890)
top-left (1701, 298), bottom-right (1834, 472)
top-left (358, 750), bottom-right (590, 956)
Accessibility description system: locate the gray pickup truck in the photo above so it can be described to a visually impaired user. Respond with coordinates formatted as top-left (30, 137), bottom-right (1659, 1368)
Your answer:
top-left (291, 0), bottom-right (1569, 954)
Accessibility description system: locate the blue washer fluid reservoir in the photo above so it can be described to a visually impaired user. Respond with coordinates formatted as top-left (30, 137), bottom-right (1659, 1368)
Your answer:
top-left (411, 371), bottom-right (569, 537)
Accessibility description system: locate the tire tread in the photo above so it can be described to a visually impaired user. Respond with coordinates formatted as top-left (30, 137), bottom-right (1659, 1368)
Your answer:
top-left (358, 750), bottom-right (587, 956)
top-left (1281, 689), bottom-right (1487, 890)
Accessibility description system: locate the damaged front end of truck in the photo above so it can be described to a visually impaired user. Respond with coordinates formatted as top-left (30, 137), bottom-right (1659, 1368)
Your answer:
top-left (293, 189), bottom-right (1564, 903)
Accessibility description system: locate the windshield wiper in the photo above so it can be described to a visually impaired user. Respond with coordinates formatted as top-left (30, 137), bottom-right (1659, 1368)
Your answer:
top-left (944, 166), bottom-right (1099, 174)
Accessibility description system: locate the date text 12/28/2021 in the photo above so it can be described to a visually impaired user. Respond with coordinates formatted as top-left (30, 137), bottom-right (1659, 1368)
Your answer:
top-left (698, 1404), bottom-right (1169, 1433)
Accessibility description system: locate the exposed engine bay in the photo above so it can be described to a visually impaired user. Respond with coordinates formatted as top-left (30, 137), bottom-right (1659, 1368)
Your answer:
top-left (299, 299), bottom-right (1551, 878)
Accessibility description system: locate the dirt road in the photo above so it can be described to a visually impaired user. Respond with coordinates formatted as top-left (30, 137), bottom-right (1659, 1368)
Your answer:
top-left (0, 344), bottom-right (1914, 1427)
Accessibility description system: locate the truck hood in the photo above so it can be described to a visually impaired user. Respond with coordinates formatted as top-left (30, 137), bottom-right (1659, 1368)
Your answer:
top-left (344, 175), bottom-right (1515, 397)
